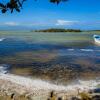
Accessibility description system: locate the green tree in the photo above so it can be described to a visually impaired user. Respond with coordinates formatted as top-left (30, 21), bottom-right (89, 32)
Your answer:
top-left (0, 0), bottom-right (68, 13)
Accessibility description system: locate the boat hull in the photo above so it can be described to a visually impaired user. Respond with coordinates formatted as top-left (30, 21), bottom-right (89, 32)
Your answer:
top-left (93, 35), bottom-right (100, 44)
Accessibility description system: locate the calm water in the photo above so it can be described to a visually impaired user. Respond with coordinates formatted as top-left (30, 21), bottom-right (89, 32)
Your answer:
top-left (0, 31), bottom-right (100, 84)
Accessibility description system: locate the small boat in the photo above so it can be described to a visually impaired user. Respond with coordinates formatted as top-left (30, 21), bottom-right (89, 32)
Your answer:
top-left (0, 38), bottom-right (5, 42)
top-left (93, 35), bottom-right (100, 44)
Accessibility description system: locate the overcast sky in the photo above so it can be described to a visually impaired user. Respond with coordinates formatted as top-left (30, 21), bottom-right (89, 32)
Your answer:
top-left (0, 0), bottom-right (100, 30)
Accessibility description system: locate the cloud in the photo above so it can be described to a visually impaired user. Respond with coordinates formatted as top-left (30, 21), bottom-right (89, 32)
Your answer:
top-left (0, 20), bottom-right (99, 28)
top-left (2, 22), bottom-right (47, 27)
top-left (0, 22), bottom-right (40, 27)
top-left (56, 20), bottom-right (78, 26)
top-left (4, 22), bottom-right (19, 26)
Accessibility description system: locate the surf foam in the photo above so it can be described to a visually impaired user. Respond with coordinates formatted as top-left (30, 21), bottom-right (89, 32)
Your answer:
top-left (0, 64), bottom-right (9, 74)
top-left (0, 64), bottom-right (100, 93)
top-left (80, 49), bottom-right (94, 52)
top-left (0, 73), bottom-right (100, 93)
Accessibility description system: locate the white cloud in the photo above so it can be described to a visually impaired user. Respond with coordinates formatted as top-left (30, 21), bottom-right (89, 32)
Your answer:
top-left (0, 22), bottom-right (38, 26)
top-left (4, 22), bottom-right (19, 26)
top-left (3, 22), bottom-right (45, 27)
top-left (56, 20), bottom-right (78, 26)
top-left (0, 20), bottom-right (80, 27)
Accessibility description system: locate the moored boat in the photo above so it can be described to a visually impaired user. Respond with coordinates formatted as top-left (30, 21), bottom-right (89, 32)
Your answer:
top-left (0, 38), bottom-right (5, 42)
top-left (93, 35), bottom-right (100, 44)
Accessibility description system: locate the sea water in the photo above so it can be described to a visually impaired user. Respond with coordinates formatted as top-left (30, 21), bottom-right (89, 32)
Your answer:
top-left (0, 31), bottom-right (100, 84)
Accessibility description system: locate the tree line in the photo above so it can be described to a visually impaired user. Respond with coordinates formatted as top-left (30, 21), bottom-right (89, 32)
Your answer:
top-left (34, 28), bottom-right (82, 32)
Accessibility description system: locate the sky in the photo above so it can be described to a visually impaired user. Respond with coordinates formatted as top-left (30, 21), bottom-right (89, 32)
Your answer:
top-left (0, 0), bottom-right (100, 30)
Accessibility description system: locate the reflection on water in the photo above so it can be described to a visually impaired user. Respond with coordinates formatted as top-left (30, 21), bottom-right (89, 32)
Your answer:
top-left (0, 31), bottom-right (100, 84)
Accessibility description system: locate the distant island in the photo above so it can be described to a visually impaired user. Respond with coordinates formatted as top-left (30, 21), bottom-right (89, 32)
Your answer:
top-left (33, 28), bottom-right (82, 32)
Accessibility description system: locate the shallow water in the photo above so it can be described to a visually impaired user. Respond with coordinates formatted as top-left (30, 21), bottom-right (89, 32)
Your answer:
top-left (0, 31), bottom-right (100, 84)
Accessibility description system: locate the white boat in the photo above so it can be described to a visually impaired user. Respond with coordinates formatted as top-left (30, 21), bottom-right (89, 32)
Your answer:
top-left (93, 35), bottom-right (100, 44)
top-left (0, 38), bottom-right (5, 42)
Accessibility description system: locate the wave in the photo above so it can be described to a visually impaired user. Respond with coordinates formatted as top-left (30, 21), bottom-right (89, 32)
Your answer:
top-left (80, 49), bottom-right (94, 52)
top-left (0, 38), bottom-right (5, 42)
top-left (67, 49), bottom-right (74, 51)
top-left (0, 64), bottom-right (9, 74)
top-left (67, 48), bottom-right (100, 52)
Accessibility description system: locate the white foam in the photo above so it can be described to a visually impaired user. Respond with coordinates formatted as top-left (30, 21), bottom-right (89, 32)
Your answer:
top-left (0, 73), bottom-right (99, 92)
top-left (0, 65), bottom-right (99, 92)
top-left (67, 49), bottom-right (74, 51)
top-left (0, 65), bottom-right (8, 74)
top-left (80, 49), bottom-right (94, 52)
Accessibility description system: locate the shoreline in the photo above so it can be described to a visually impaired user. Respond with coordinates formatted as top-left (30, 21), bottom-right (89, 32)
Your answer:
top-left (0, 73), bottom-right (100, 100)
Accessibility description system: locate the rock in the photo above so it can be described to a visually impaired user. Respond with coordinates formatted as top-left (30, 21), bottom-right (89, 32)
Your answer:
top-left (91, 95), bottom-right (100, 100)
top-left (58, 97), bottom-right (62, 100)
top-left (71, 97), bottom-right (81, 100)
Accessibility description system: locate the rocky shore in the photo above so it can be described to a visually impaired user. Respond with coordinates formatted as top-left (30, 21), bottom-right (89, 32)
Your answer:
top-left (0, 79), bottom-right (73, 100)
top-left (0, 73), bottom-right (100, 100)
